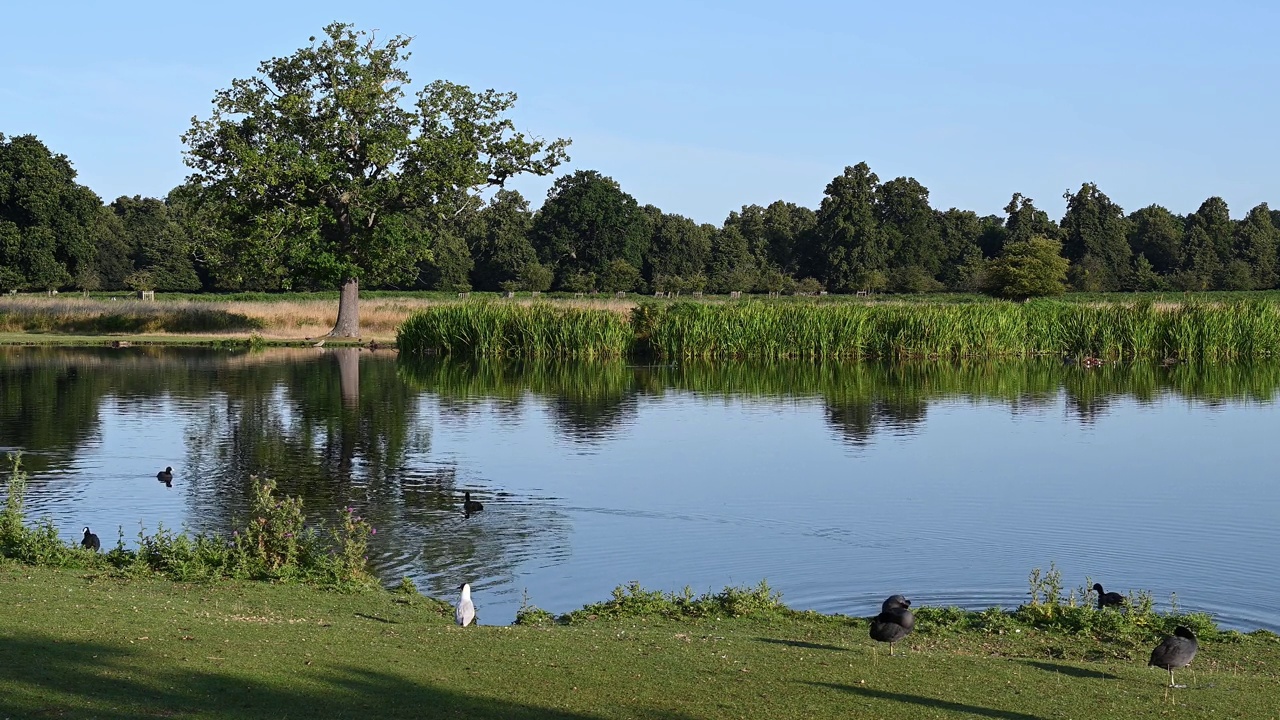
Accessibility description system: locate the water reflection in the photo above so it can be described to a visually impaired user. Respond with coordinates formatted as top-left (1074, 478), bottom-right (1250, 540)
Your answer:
top-left (398, 355), bottom-right (1280, 444)
top-left (2, 347), bottom-right (1279, 629)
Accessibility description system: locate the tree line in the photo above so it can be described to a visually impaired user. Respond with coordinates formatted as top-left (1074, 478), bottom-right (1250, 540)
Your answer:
top-left (4, 133), bottom-right (1278, 299)
top-left (4, 22), bottom-right (1278, 306)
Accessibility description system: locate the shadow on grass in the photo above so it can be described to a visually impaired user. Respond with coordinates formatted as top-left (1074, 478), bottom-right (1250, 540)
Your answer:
top-left (756, 637), bottom-right (849, 652)
top-left (0, 631), bottom-right (694, 720)
top-left (353, 612), bottom-right (398, 624)
top-left (806, 682), bottom-right (1045, 720)
top-left (1021, 660), bottom-right (1120, 680)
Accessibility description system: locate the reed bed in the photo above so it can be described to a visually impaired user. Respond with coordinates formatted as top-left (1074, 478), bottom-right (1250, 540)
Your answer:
top-left (397, 302), bottom-right (634, 357)
top-left (637, 300), bottom-right (1280, 361)
top-left (400, 299), bottom-right (1280, 360)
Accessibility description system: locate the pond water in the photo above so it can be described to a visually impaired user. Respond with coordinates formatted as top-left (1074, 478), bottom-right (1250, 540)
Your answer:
top-left (1, 346), bottom-right (1278, 631)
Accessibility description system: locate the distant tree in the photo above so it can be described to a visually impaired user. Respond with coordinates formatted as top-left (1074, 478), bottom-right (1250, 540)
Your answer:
top-left (600, 259), bottom-right (643, 293)
top-left (531, 170), bottom-right (649, 286)
top-left (1003, 193), bottom-right (1060, 245)
top-left (1132, 254), bottom-right (1167, 291)
top-left (469, 189), bottom-right (537, 291)
top-left (111, 195), bottom-right (200, 291)
top-left (934, 208), bottom-right (986, 290)
top-left (707, 225), bottom-right (757, 293)
top-left (1126, 205), bottom-right (1183, 276)
top-left (887, 265), bottom-right (943, 293)
top-left (516, 262), bottom-right (554, 292)
top-left (1181, 197), bottom-right (1234, 288)
top-left (421, 226), bottom-right (474, 292)
top-left (982, 235), bottom-right (1069, 298)
top-left (1060, 182), bottom-right (1131, 291)
top-left (815, 162), bottom-right (885, 292)
top-left (0, 134), bottom-right (104, 292)
top-left (877, 176), bottom-right (942, 279)
top-left (975, 214), bottom-right (1008, 259)
top-left (1233, 203), bottom-right (1279, 289)
top-left (762, 200), bottom-right (816, 275)
top-left (182, 22), bottom-right (569, 335)
top-left (723, 204), bottom-right (770, 267)
top-left (643, 209), bottom-right (713, 283)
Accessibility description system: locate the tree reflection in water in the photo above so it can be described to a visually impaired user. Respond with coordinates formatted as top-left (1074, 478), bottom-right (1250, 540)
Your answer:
top-left (7, 347), bottom-right (1280, 612)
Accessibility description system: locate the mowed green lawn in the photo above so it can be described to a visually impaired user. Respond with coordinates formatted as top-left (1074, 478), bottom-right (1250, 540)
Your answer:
top-left (2, 564), bottom-right (1278, 719)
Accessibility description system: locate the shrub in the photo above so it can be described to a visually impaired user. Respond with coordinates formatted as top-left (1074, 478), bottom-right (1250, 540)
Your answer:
top-left (1, 456), bottom-right (374, 588)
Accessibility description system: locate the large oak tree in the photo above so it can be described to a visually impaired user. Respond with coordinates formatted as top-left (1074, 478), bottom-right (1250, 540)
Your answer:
top-left (182, 22), bottom-right (570, 336)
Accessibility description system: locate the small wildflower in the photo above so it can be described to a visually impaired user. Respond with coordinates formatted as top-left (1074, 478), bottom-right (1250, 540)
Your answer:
top-left (370, 528), bottom-right (376, 535)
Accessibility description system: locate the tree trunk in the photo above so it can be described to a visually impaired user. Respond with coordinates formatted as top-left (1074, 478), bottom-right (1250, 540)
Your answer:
top-left (329, 277), bottom-right (360, 337)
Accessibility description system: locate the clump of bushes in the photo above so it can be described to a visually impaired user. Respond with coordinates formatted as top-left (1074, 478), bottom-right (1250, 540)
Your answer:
top-left (0, 454), bottom-right (375, 588)
top-left (518, 580), bottom-right (797, 625)
top-left (912, 562), bottom-right (1235, 648)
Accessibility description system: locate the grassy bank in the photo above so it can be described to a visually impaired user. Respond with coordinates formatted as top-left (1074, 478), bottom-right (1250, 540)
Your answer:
top-left (398, 299), bottom-right (1280, 361)
top-left (4, 458), bottom-right (1279, 718)
top-left (0, 295), bottom-right (636, 344)
top-left (2, 564), bottom-right (1278, 720)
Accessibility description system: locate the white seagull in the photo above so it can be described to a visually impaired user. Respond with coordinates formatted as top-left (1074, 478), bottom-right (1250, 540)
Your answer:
top-left (456, 583), bottom-right (476, 627)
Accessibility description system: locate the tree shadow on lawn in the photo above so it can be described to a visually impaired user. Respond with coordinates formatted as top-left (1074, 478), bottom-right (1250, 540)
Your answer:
top-left (755, 637), bottom-right (850, 652)
top-left (0, 631), bottom-right (694, 720)
top-left (1020, 660), bottom-right (1120, 680)
top-left (805, 682), bottom-right (1045, 720)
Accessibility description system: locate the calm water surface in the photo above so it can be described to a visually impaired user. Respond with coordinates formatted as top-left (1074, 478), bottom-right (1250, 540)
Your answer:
top-left (2, 346), bottom-right (1277, 631)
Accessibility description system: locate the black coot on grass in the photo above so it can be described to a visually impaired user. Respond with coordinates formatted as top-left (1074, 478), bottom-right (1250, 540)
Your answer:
top-left (1149, 626), bottom-right (1198, 688)
top-left (869, 594), bottom-right (915, 655)
top-left (1092, 583), bottom-right (1124, 608)
top-left (81, 527), bottom-right (100, 551)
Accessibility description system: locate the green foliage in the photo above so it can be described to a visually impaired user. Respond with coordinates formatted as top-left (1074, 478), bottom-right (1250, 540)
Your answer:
top-left (1061, 183), bottom-right (1132, 291)
top-left (330, 506), bottom-right (375, 584)
top-left (392, 576), bottom-right (419, 595)
top-left (532, 170), bottom-right (650, 282)
top-left (815, 163), bottom-right (884, 292)
top-left (1, 456), bottom-right (374, 587)
top-left (240, 477), bottom-right (307, 574)
top-left (706, 226), bottom-right (758, 293)
top-left (1003, 193), bottom-right (1061, 244)
top-left (559, 580), bottom-right (793, 624)
top-left (983, 235), bottom-right (1070, 298)
top-left (645, 209), bottom-right (714, 283)
top-left (515, 262), bottom-right (554, 292)
top-left (182, 22), bottom-right (569, 332)
top-left (514, 589), bottom-right (556, 626)
top-left (0, 452), bottom-right (27, 545)
top-left (420, 229), bottom-right (474, 292)
top-left (110, 195), bottom-right (201, 291)
top-left (1233, 204), bottom-right (1279, 290)
top-left (0, 134), bottom-right (107, 292)
top-left (397, 302), bottom-right (634, 357)
top-left (599, 259), bottom-right (643, 293)
top-left (469, 190), bottom-right (538, 291)
top-left (1127, 204), bottom-right (1184, 275)
top-left (878, 176), bottom-right (943, 275)
top-left (399, 298), bottom-right (1280, 361)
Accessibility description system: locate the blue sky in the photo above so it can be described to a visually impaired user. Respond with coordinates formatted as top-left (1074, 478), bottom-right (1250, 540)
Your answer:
top-left (2, 1), bottom-right (1276, 225)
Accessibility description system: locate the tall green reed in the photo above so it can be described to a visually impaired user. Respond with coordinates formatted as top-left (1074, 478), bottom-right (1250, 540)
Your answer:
top-left (397, 302), bottom-right (633, 357)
